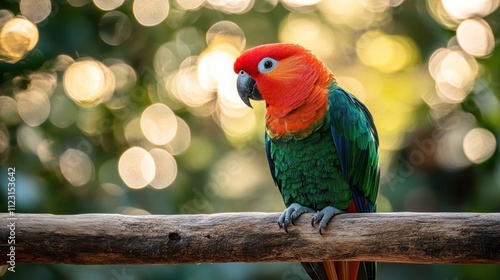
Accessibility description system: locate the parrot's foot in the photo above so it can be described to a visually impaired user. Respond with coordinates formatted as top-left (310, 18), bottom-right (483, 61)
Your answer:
top-left (311, 206), bottom-right (344, 235)
top-left (277, 203), bottom-right (315, 233)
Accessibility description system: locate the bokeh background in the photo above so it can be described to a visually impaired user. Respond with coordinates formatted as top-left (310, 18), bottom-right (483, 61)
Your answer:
top-left (1, 0), bottom-right (500, 279)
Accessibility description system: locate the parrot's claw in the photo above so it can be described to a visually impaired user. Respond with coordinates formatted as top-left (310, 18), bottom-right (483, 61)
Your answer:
top-left (311, 206), bottom-right (344, 235)
top-left (277, 203), bottom-right (314, 233)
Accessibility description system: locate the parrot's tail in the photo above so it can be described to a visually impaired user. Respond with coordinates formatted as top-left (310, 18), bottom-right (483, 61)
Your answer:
top-left (301, 261), bottom-right (376, 280)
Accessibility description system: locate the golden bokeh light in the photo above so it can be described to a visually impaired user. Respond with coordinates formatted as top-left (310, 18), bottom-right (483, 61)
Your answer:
top-left (101, 183), bottom-right (126, 196)
top-left (125, 117), bottom-right (148, 146)
top-left (336, 76), bottom-right (367, 101)
top-left (198, 45), bottom-right (239, 92)
top-left (206, 21), bottom-right (246, 51)
top-left (356, 30), bottom-right (418, 73)
top-left (428, 0), bottom-right (499, 29)
top-left (463, 128), bottom-right (496, 164)
top-left (29, 71), bottom-right (58, 97)
top-left (63, 58), bottom-right (116, 107)
top-left (216, 69), bottom-right (250, 117)
top-left (118, 146), bottom-right (156, 189)
top-left (175, 0), bottom-right (205, 10)
top-left (16, 125), bottom-right (43, 155)
top-left (67, 0), bottom-right (91, 7)
top-left (133, 0), bottom-right (169, 27)
top-left (0, 96), bottom-right (20, 125)
top-left (178, 27), bottom-right (205, 53)
top-left (121, 207), bottom-right (151, 215)
top-left (201, 21), bottom-right (247, 119)
top-left (0, 15), bottom-right (39, 63)
top-left (149, 148), bottom-right (177, 189)
top-left (279, 13), bottom-right (335, 59)
top-left (428, 48), bottom-right (448, 79)
top-left (436, 126), bottom-right (472, 169)
top-left (20, 0), bottom-right (51, 23)
top-left (93, 0), bottom-right (125, 11)
top-left (442, 0), bottom-right (499, 21)
top-left (36, 139), bottom-right (56, 169)
top-left (197, 20), bottom-right (261, 140)
top-left (0, 9), bottom-right (13, 22)
top-left (49, 95), bottom-right (77, 128)
top-left (207, 0), bottom-right (253, 13)
top-left (50, 54), bottom-right (75, 71)
top-left (336, 65), bottom-right (430, 157)
top-left (196, 52), bottom-right (219, 92)
top-left (439, 51), bottom-right (475, 88)
top-left (198, 45), bottom-right (249, 118)
top-left (60, 149), bottom-right (94, 187)
top-left (253, 0), bottom-right (278, 12)
top-left (99, 11), bottom-right (132, 46)
top-left (428, 48), bottom-right (477, 103)
top-left (109, 61), bottom-right (137, 91)
top-left (166, 56), bottom-right (214, 108)
top-left (140, 103), bottom-right (178, 145)
top-left (154, 42), bottom-right (186, 78)
top-left (426, 0), bottom-right (459, 29)
top-left (319, 0), bottom-right (384, 30)
top-left (457, 18), bottom-right (495, 57)
top-left (219, 110), bottom-right (257, 138)
top-left (360, 0), bottom-right (404, 12)
top-left (165, 117), bottom-right (191, 155)
top-left (161, 20), bottom-right (247, 119)
top-left (281, 0), bottom-right (321, 10)
top-left (16, 88), bottom-right (50, 127)
top-left (0, 124), bottom-right (9, 153)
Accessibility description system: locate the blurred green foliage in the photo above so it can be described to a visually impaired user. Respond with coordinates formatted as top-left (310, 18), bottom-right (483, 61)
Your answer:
top-left (1, 0), bottom-right (500, 279)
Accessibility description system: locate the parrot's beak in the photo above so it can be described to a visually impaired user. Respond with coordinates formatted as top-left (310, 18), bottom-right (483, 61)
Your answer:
top-left (236, 70), bottom-right (262, 108)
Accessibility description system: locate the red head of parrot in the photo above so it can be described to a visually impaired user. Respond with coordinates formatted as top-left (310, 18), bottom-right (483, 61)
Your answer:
top-left (233, 43), bottom-right (335, 138)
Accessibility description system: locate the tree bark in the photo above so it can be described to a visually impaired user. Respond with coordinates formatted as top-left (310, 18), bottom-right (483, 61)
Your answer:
top-left (1, 212), bottom-right (499, 264)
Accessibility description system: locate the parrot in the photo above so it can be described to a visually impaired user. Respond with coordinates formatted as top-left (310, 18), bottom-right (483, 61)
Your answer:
top-left (233, 43), bottom-right (379, 280)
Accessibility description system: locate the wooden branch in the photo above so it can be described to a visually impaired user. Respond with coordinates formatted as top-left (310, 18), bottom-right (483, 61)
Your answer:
top-left (1, 212), bottom-right (499, 265)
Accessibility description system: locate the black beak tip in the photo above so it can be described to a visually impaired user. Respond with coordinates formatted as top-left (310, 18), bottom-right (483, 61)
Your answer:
top-left (242, 98), bottom-right (253, 108)
top-left (236, 70), bottom-right (262, 109)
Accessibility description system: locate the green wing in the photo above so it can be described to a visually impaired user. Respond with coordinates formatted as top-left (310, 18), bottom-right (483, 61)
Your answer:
top-left (328, 83), bottom-right (379, 212)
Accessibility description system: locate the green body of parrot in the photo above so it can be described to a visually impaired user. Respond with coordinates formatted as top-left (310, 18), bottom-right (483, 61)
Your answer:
top-left (234, 43), bottom-right (379, 280)
top-left (267, 83), bottom-right (378, 213)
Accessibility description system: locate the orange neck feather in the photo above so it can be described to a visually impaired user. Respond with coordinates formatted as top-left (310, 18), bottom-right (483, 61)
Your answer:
top-left (264, 59), bottom-right (334, 140)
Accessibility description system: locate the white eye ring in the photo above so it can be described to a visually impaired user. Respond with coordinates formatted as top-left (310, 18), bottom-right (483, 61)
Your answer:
top-left (258, 57), bottom-right (278, 73)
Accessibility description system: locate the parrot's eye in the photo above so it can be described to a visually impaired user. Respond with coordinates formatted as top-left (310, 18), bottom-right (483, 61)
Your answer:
top-left (258, 57), bottom-right (278, 73)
